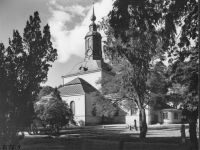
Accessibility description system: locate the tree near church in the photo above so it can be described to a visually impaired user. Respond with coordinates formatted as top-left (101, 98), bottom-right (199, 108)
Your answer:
top-left (147, 61), bottom-right (170, 104)
top-left (167, 47), bottom-right (198, 149)
top-left (35, 88), bottom-right (73, 133)
top-left (92, 59), bottom-right (169, 134)
top-left (0, 43), bottom-right (10, 143)
top-left (91, 91), bottom-right (119, 118)
top-left (154, 0), bottom-right (198, 148)
top-left (99, 0), bottom-right (160, 138)
top-left (91, 66), bottom-right (139, 120)
top-left (91, 64), bottom-right (127, 119)
top-left (37, 86), bottom-right (54, 101)
top-left (33, 85), bottom-right (54, 126)
top-left (0, 11), bottom-right (57, 145)
top-left (100, 0), bottom-right (198, 141)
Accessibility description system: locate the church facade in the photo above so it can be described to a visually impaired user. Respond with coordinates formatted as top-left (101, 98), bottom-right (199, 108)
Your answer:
top-left (43, 6), bottom-right (182, 126)
top-left (59, 6), bottom-right (126, 125)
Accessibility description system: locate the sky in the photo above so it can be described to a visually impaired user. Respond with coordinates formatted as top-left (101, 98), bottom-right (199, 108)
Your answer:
top-left (0, 0), bottom-right (113, 87)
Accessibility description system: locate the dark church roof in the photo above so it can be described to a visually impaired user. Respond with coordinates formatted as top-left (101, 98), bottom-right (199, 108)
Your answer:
top-left (59, 78), bottom-right (97, 96)
top-left (62, 59), bottom-right (114, 78)
top-left (42, 78), bottom-right (97, 98)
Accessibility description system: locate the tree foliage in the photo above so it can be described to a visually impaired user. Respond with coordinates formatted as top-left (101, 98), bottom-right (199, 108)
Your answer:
top-left (100, 0), bottom-right (162, 138)
top-left (0, 11), bottom-right (57, 145)
top-left (157, 0), bottom-right (198, 49)
top-left (156, 0), bottom-right (198, 148)
top-left (37, 86), bottom-right (54, 101)
top-left (167, 47), bottom-right (198, 148)
top-left (168, 47), bottom-right (198, 109)
top-left (164, 83), bottom-right (186, 108)
top-left (100, 0), bottom-right (198, 146)
top-left (91, 63), bottom-right (139, 117)
top-left (91, 91), bottom-right (118, 117)
top-left (35, 89), bottom-right (73, 133)
top-left (147, 61), bottom-right (170, 104)
top-left (156, 1), bottom-right (198, 148)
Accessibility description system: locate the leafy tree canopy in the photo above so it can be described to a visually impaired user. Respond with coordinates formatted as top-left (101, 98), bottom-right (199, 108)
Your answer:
top-left (0, 11), bottom-right (57, 145)
top-left (91, 91), bottom-right (118, 117)
top-left (167, 47), bottom-right (198, 111)
top-left (37, 86), bottom-right (54, 101)
top-left (99, 0), bottom-right (198, 139)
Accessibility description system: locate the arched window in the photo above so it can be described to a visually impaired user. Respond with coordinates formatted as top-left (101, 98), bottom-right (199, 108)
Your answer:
top-left (70, 101), bottom-right (75, 115)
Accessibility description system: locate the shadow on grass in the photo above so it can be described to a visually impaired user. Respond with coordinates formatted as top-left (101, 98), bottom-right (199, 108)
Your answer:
top-left (88, 135), bottom-right (190, 144)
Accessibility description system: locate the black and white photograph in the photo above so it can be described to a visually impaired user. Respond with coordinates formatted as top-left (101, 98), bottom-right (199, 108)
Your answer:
top-left (0, 0), bottom-right (199, 149)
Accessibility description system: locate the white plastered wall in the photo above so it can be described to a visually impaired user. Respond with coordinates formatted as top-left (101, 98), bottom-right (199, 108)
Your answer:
top-left (161, 110), bottom-right (182, 124)
top-left (61, 95), bottom-right (86, 125)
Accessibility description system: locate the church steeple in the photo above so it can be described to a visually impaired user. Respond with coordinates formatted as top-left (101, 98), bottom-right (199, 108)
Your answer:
top-left (89, 3), bottom-right (97, 32)
top-left (85, 3), bottom-right (102, 60)
top-left (90, 3), bottom-right (96, 22)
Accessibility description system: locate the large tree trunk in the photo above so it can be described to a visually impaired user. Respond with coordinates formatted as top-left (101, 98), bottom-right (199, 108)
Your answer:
top-left (183, 109), bottom-right (198, 150)
top-left (188, 120), bottom-right (198, 150)
top-left (139, 108), bottom-right (147, 139)
top-left (0, 113), bottom-right (23, 145)
top-left (188, 113), bottom-right (198, 149)
top-left (56, 123), bottom-right (59, 134)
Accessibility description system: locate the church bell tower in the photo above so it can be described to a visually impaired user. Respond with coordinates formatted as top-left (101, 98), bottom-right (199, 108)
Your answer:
top-left (85, 4), bottom-right (102, 60)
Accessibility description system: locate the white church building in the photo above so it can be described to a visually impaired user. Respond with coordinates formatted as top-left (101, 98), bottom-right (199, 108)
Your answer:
top-left (43, 6), bottom-right (182, 126)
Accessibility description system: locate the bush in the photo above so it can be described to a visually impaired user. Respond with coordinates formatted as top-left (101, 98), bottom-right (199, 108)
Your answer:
top-left (35, 88), bottom-right (73, 133)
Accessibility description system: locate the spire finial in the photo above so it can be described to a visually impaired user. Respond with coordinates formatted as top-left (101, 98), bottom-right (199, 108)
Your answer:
top-left (90, 3), bottom-right (96, 22)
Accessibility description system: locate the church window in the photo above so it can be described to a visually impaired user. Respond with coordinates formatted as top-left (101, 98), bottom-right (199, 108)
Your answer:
top-left (70, 101), bottom-right (75, 115)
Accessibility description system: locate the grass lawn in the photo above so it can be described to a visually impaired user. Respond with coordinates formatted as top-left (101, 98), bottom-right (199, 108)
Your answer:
top-left (19, 124), bottom-right (194, 150)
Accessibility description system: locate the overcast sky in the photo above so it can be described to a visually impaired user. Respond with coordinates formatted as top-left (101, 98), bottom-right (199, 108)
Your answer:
top-left (0, 0), bottom-right (113, 87)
